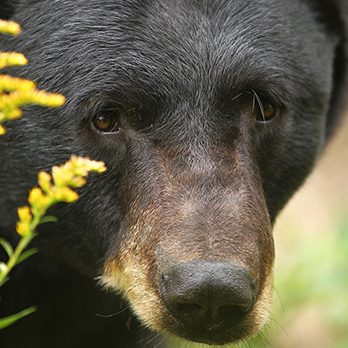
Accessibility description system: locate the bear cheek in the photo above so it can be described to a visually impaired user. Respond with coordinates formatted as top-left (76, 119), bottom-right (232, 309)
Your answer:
top-left (100, 218), bottom-right (167, 332)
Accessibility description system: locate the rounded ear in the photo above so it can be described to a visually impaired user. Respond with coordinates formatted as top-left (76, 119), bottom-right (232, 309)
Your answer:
top-left (0, 0), bottom-right (16, 19)
top-left (325, 0), bottom-right (348, 138)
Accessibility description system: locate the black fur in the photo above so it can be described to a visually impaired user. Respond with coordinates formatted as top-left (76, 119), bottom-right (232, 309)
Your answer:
top-left (0, 1), bottom-right (347, 347)
top-left (0, 0), bottom-right (14, 19)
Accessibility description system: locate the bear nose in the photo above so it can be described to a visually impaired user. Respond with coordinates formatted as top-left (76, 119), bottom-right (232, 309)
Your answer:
top-left (160, 260), bottom-right (255, 329)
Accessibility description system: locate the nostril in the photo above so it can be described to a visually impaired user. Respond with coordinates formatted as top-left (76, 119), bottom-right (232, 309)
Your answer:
top-left (219, 297), bottom-right (253, 314)
top-left (218, 303), bottom-right (250, 321)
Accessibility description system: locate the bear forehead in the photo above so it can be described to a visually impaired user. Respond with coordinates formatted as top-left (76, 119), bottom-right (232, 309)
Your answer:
top-left (20, 0), bottom-right (337, 109)
top-left (53, 0), bottom-right (334, 68)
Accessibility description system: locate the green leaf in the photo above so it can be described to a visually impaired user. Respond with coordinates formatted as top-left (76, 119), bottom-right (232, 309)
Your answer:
top-left (16, 248), bottom-right (38, 265)
top-left (0, 238), bottom-right (13, 258)
top-left (39, 215), bottom-right (58, 224)
top-left (0, 307), bottom-right (36, 329)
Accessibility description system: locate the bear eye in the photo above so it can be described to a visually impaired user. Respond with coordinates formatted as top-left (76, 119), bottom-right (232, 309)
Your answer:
top-left (255, 102), bottom-right (278, 123)
top-left (92, 111), bottom-right (120, 133)
top-left (252, 91), bottom-right (279, 123)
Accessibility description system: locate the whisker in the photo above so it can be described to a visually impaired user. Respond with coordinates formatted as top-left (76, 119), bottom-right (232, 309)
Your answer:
top-left (146, 331), bottom-right (163, 345)
top-left (258, 330), bottom-right (272, 347)
top-left (273, 285), bottom-right (286, 313)
top-left (138, 329), bottom-right (166, 347)
top-left (153, 336), bottom-right (166, 348)
top-left (252, 89), bottom-right (264, 117)
top-left (268, 315), bottom-right (291, 343)
top-left (231, 92), bottom-right (243, 102)
top-left (252, 91), bottom-right (256, 112)
top-left (252, 89), bottom-right (266, 126)
top-left (95, 306), bottom-right (130, 318)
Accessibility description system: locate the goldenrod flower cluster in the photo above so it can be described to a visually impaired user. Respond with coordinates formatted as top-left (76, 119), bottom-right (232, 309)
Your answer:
top-left (0, 156), bottom-right (106, 327)
top-left (0, 20), bottom-right (65, 135)
top-left (1, 156), bottom-right (106, 282)
top-left (16, 156), bottom-right (106, 237)
top-left (0, 20), bottom-right (107, 329)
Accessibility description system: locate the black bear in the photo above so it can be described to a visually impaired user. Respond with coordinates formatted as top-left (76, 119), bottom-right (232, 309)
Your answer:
top-left (0, 0), bottom-right (347, 347)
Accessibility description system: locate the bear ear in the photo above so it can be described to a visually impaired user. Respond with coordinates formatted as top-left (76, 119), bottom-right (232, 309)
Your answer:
top-left (336, 0), bottom-right (348, 14)
top-left (0, 0), bottom-right (16, 20)
top-left (325, 0), bottom-right (348, 137)
top-left (334, 0), bottom-right (348, 28)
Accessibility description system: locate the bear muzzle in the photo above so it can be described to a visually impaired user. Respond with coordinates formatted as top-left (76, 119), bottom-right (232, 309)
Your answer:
top-left (101, 142), bottom-right (274, 345)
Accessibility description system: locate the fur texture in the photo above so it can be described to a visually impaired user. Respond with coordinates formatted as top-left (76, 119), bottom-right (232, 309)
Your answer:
top-left (0, 1), bottom-right (347, 347)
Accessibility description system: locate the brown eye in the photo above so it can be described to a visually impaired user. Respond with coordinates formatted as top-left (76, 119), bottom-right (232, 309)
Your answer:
top-left (251, 91), bottom-right (279, 124)
top-left (257, 103), bottom-right (278, 122)
top-left (92, 112), bottom-right (120, 133)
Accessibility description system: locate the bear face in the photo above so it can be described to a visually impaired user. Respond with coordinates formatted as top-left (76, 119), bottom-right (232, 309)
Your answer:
top-left (0, 0), bottom-right (346, 346)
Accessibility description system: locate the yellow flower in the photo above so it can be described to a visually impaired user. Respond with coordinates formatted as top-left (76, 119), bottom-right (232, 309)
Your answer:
top-left (28, 90), bottom-right (66, 107)
top-left (0, 75), bottom-right (36, 93)
top-left (0, 21), bottom-right (66, 135)
top-left (0, 90), bottom-right (66, 111)
top-left (18, 206), bottom-right (32, 224)
top-left (28, 187), bottom-right (49, 215)
top-left (14, 157), bottom-right (106, 239)
top-left (0, 52), bottom-right (28, 69)
top-left (68, 176), bottom-right (86, 188)
top-left (0, 20), bottom-right (21, 36)
top-left (4, 108), bottom-right (22, 120)
top-left (16, 221), bottom-right (31, 237)
top-left (17, 206), bottom-right (32, 236)
top-left (54, 187), bottom-right (79, 203)
top-left (70, 155), bottom-right (107, 174)
top-left (52, 166), bottom-right (72, 187)
top-left (38, 172), bottom-right (52, 193)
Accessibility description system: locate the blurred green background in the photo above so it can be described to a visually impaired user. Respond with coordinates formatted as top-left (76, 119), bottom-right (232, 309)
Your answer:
top-left (245, 115), bottom-right (348, 348)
